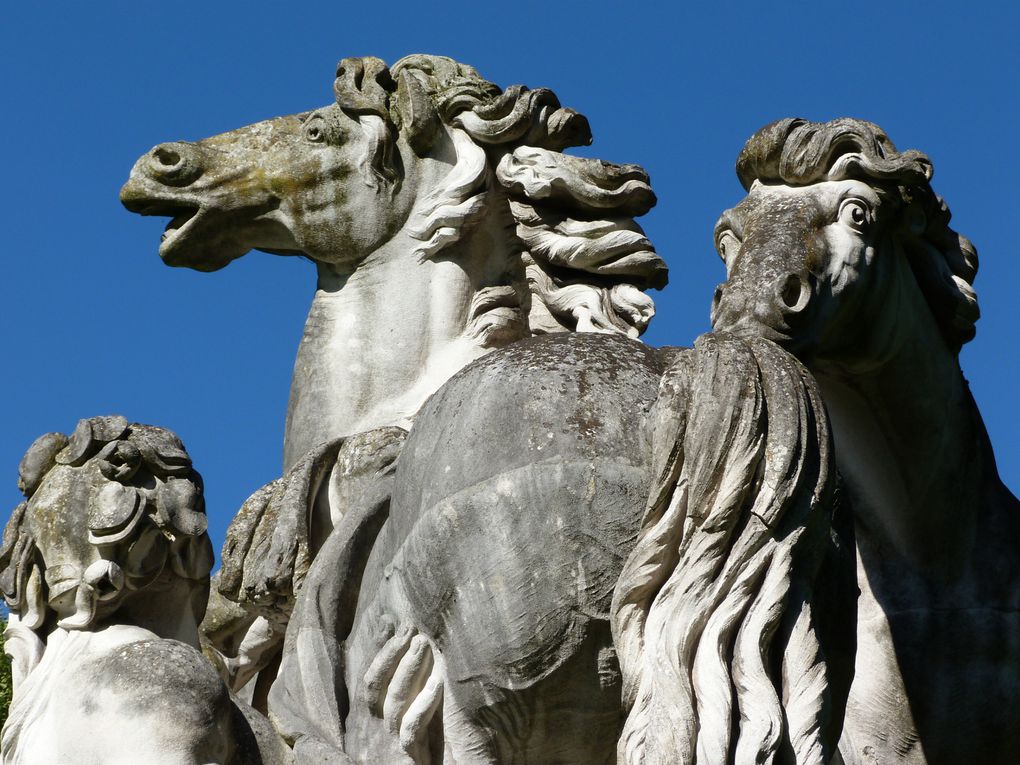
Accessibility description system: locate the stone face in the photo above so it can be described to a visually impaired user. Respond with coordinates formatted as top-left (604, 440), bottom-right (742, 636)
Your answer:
top-left (0, 418), bottom-right (290, 765)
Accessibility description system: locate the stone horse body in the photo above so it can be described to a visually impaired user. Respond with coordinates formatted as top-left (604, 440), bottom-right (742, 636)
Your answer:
top-left (0, 417), bottom-right (291, 765)
top-left (122, 57), bottom-right (850, 764)
top-left (713, 118), bottom-right (1020, 764)
top-left (121, 52), bottom-right (672, 712)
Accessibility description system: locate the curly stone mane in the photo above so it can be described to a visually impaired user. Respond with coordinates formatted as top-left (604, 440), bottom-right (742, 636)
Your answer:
top-left (333, 54), bottom-right (668, 341)
top-left (736, 117), bottom-right (979, 351)
top-left (0, 416), bottom-right (213, 680)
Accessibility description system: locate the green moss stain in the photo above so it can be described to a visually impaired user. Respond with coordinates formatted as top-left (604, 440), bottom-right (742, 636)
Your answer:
top-left (0, 622), bottom-right (11, 728)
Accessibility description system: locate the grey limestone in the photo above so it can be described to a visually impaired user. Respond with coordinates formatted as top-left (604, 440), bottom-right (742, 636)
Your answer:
top-left (3, 61), bottom-right (1017, 765)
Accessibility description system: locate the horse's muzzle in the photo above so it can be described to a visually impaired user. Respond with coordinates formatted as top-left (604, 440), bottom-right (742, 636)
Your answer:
top-left (711, 270), bottom-right (814, 345)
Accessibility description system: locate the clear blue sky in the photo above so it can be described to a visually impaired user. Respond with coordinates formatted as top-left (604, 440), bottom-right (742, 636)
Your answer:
top-left (2, 2), bottom-right (1018, 557)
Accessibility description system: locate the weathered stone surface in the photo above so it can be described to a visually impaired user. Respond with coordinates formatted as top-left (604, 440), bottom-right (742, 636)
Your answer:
top-left (120, 52), bottom-right (673, 728)
top-left (112, 54), bottom-right (848, 765)
top-left (712, 118), bottom-right (1020, 764)
top-left (10, 51), bottom-right (1011, 765)
top-left (120, 54), bottom-right (668, 470)
top-left (0, 418), bottom-right (291, 765)
top-left (260, 331), bottom-right (846, 764)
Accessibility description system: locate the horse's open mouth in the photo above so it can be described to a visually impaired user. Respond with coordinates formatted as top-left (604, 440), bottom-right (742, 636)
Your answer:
top-left (122, 188), bottom-right (254, 271)
top-left (147, 204), bottom-right (201, 260)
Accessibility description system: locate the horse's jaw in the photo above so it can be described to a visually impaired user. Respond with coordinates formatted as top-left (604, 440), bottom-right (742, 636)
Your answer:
top-left (120, 182), bottom-right (257, 272)
top-left (815, 312), bottom-right (981, 574)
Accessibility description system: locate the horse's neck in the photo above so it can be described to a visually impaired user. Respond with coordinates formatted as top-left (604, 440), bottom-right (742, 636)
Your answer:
top-left (283, 220), bottom-right (511, 469)
top-left (816, 314), bottom-right (987, 578)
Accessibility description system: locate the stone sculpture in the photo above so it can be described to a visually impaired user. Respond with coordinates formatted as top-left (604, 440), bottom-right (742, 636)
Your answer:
top-left (119, 55), bottom-right (852, 764)
top-left (4, 53), bottom-right (1016, 765)
top-left (119, 53), bottom-right (672, 706)
top-left (712, 118), bottom-right (1020, 764)
top-left (120, 54), bottom-right (667, 469)
top-left (0, 417), bottom-right (291, 765)
top-left (270, 332), bottom-right (848, 764)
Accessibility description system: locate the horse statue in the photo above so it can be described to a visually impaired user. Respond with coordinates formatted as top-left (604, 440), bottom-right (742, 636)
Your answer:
top-left (120, 56), bottom-right (853, 764)
top-left (712, 117), bottom-right (1020, 764)
top-left (120, 54), bottom-right (667, 471)
top-left (0, 416), bottom-right (292, 765)
top-left (120, 51), bottom-right (673, 710)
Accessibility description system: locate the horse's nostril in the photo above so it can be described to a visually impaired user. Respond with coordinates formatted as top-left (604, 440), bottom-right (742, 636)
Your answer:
top-left (153, 146), bottom-right (182, 168)
top-left (145, 143), bottom-right (202, 186)
top-left (780, 274), bottom-right (807, 312)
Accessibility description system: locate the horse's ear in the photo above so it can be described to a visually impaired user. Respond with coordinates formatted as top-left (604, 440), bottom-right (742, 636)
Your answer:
top-left (395, 69), bottom-right (439, 156)
top-left (334, 56), bottom-right (395, 120)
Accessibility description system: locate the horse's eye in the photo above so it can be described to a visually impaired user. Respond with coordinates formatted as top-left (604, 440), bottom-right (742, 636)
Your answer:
top-left (716, 230), bottom-right (742, 268)
top-left (838, 199), bottom-right (871, 231)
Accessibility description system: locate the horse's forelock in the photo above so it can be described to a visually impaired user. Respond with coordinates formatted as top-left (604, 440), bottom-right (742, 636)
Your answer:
top-left (737, 117), bottom-right (931, 190)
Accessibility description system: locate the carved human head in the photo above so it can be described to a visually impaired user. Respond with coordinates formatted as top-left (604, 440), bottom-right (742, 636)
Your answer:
top-left (0, 416), bottom-right (213, 632)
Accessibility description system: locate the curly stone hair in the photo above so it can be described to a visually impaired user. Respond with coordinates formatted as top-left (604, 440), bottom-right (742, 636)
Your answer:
top-left (0, 416), bottom-right (213, 637)
top-left (331, 54), bottom-right (668, 342)
top-left (736, 117), bottom-right (979, 351)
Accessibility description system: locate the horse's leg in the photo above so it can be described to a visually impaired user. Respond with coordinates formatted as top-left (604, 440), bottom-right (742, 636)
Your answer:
top-left (841, 607), bottom-right (1020, 765)
top-left (840, 568), bottom-right (1020, 765)
top-left (269, 492), bottom-right (392, 760)
top-left (838, 607), bottom-right (924, 765)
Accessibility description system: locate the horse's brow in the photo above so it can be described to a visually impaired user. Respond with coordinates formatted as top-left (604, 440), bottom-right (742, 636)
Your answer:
top-left (714, 210), bottom-right (742, 240)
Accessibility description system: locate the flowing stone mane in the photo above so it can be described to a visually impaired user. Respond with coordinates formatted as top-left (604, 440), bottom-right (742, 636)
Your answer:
top-left (611, 335), bottom-right (841, 764)
top-left (735, 117), bottom-right (979, 351)
top-left (335, 54), bottom-right (668, 339)
top-left (0, 416), bottom-right (213, 679)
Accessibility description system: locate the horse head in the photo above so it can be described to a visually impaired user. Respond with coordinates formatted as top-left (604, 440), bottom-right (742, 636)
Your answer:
top-left (0, 416), bottom-right (213, 641)
top-left (711, 117), bottom-right (979, 373)
top-left (121, 54), bottom-right (668, 340)
top-left (120, 56), bottom-right (435, 274)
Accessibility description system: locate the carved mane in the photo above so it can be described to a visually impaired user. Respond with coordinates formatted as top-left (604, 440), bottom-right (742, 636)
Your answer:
top-left (735, 117), bottom-right (979, 351)
top-left (611, 335), bottom-right (843, 764)
top-left (333, 54), bottom-right (668, 341)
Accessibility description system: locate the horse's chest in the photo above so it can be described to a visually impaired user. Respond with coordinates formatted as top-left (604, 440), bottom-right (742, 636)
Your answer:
top-left (845, 584), bottom-right (1020, 764)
